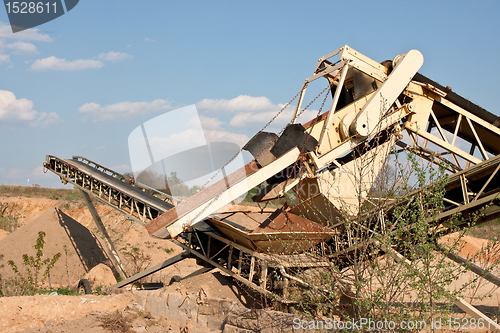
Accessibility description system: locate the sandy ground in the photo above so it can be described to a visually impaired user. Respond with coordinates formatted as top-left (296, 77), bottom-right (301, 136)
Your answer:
top-left (0, 293), bottom-right (134, 333)
top-left (4, 292), bottom-right (219, 333)
top-left (1, 195), bottom-right (500, 332)
top-left (0, 208), bottom-right (114, 286)
top-left (0, 196), bottom-right (252, 332)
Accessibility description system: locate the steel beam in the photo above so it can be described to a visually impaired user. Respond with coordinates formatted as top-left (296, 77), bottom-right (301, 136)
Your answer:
top-left (437, 244), bottom-right (500, 288)
top-left (80, 189), bottom-right (129, 279)
top-left (112, 251), bottom-right (189, 289)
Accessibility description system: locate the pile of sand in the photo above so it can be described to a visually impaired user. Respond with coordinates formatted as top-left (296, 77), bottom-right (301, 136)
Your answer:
top-left (0, 208), bottom-right (115, 287)
top-left (0, 197), bottom-right (63, 225)
top-left (146, 271), bottom-right (255, 311)
top-left (0, 229), bottom-right (9, 241)
top-left (439, 232), bottom-right (500, 263)
top-left (71, 263), bottom-right (117, 290)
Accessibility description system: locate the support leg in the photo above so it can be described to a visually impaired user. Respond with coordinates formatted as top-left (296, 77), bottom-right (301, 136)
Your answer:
top-left (112, 252), bottom-right (189, 289)
top-left (80, 189), bottom-right (129, 279)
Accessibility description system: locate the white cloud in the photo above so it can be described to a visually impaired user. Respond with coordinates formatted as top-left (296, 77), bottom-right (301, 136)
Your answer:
top-left (204, 130), bottom-right (249, 147)
top-left (229, 109), bottom-right (318, 128)
top-left (0, 89), bottom-right (37, 120)
top-left (0, 166), bottom-right (58, 186)
top-left (32, 166), bottom-right (46, 176)
top-left (6, 41), bottom-right (37, 54)
top-left (98, 51), bottom-right (132, 62)
top-left (111, 164), bottom-right (132, 173)
top-left (7, 168), bottom-right (26, 178)
top-left (37, 111), bottom-right (59, 127)
top-left (197, 95), bottom-right (280, 114)
top-left (144, 37), bottom-right (154, 42)
top-left (0, 89), bottom-right (59, 126)
top-left (196, 95), bottom-right (318, 128)
top-left (199, 116), bottom-right (223, 130)
top-left (0, 22), bottom-right (52, 42)
top-left (0, 54), bottom-right (10, 63)
top-left (147, 128), bottom-right (207, 158)
top-left (78, 102), bottom-right (100, 113)
top-left (31, 56), bottom-right (104, 71)
top-left (79, 99), bottom-right (176, 121)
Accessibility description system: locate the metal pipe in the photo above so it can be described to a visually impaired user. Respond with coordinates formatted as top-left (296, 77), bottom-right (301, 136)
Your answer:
top-left (437, 244), bottom-right (500, 288)
top-left (291, 81), bottom-right (308, 124)
top-left (317, 62), bottom-right (350, 154)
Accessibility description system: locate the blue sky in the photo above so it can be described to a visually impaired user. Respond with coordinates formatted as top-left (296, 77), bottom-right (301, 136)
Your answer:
top-left (0, 0), bottom-right (499, 187)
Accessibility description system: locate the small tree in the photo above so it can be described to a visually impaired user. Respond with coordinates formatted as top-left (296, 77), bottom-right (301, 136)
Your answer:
top-left (7, 231), bottom-right (61, 295)
top-left (274, 143), bottom-right (500, 331)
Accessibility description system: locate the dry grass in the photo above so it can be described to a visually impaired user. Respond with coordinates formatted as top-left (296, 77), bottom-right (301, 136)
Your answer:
top-left (468, 219), bottom-right (500, 240)
top-left (0, 213), bottom-right (19, 232)
top-left (98, 310), bottom-right (132, 333)
top-left (0, 185), bottom-right (82, 202)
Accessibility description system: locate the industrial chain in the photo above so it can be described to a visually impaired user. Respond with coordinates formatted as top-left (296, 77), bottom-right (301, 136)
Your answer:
top-left (280, 62), bottom-right (350, 223)
top-left (182, 63), bottom-right (347, 231)
top-left (280, 76), bottom-right (336, 217)
top-left (183, 82), bottom-right (329, 230)
top-left (251, 82), bottom-right (333, 166)
top-left (196, 83), bottom-right (307, 192)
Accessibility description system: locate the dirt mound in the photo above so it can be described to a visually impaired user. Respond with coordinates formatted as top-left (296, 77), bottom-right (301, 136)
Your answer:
top-left (439, 233), bottom-right (500, 263)
top-left (163, 269), bottom-right (258, 308)
top-left (0, 229), bottom-right (9, 240)
top-left (0, 195), bottom-right (192, 287)
top-left (0, 208), bottom-right (115, 287)
top-left (71, 263), bottom-right (117, 290)
top-left (0, 196), bottom-right (64, 226)
top-left (0, 195), bottom-right (125, 234)
top-left (0, 293), bottom-right (135, 333)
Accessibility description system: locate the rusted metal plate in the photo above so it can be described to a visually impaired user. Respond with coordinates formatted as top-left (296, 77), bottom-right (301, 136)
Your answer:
top-left (207, 209), bottom-right (335, 255)
top-left (288, 193), bottom-right (343, 227)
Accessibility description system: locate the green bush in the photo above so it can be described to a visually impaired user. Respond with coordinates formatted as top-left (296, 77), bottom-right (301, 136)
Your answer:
top-left (6, 231), bottom-right (61, 295)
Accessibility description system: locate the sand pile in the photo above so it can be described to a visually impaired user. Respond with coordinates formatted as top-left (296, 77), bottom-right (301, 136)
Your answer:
top-left (440, 233), bottom-right (500, 263)
top-left (0, 208), bottom-right (115, 287)
top-left (0, 229), bottom-right (9, 240)
top-left (0, 197), bottom-right (69, 226)
top-left (70, 263), bottom-right (117, 289)
top-left (161, 269), bottom-right (255, 308)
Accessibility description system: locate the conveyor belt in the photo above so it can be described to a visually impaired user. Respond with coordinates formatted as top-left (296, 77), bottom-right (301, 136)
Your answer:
top-left (44, 155), bottom-right (174, 224)
top-left (70, 158), bottom-right (173, 211)
top-left (414, 73), bottom-right (500, 126)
